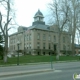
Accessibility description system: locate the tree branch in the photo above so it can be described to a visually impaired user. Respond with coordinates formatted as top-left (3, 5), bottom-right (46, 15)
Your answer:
top-left (7, 26), bottom-right (15, 31)
top-left (0, 12), bottom-right (5, 37)
top-left (4, 18), bottom-right (12, 30)
top-left (0, 12), bottom-right (2, 22)
top-left (60, 5), bottom-right (69, 32)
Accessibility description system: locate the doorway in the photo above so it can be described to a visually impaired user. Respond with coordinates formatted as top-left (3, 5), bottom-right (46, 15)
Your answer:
top-left (54, 45), bottom-right (56, 51)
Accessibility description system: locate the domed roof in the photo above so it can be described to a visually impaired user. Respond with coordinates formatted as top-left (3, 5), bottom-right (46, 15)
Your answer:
top-left (34, 9), bottom-right (44, 18)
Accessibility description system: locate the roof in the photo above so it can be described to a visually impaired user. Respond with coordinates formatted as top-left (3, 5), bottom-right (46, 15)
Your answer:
top-left (28, 24), bottom-right (50, 31)
top-left (34, 9), bottom-right (44, 18)
top-left (9, 32), bottom-right (23, 37)
top-left (32, 21), bottom-right (45, 25)
top-left (23, 27), bottom-right (27, 30)
top-left (19, 26), bottom-right (27, 30)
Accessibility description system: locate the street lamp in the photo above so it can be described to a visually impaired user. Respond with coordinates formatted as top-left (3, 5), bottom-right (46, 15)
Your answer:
top-left (24, 31), bottom-right (25, 55)
top-left (50, 42), bottom-right (53, 70)
top-left (50, 52), bottom-right (53, 69)
top-left (50, 42), bottom-right (58, 69)
top-left (17, 41), bottom-right (20, 65)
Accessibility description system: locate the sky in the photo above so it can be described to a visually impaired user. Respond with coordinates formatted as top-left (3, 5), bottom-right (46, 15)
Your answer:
top-left (0, 0), bottom-right (52, 34)
top-left (14, 0), bottom-right (79, 44)
top-left (14, 0), bottom-right (52, 27)
top-left (0, 0), bottom-right (79, 44)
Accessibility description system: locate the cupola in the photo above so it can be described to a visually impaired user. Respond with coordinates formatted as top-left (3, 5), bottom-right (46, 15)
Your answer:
top-left (32, 9), bottom-right (45, 25)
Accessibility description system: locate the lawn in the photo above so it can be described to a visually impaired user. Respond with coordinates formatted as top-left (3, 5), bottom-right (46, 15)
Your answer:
top-left (0, 55), bottom-right (80, 65)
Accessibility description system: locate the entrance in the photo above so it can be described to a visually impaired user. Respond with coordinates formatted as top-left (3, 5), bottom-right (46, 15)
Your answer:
top-left (37, 52), bottom-right (40, 55)
top-left (54, 44), bottom-right (57, 55)
top-left (54, 45), bottom-right (56, 51)
top-left (43, 52), bottom-right (45, 55)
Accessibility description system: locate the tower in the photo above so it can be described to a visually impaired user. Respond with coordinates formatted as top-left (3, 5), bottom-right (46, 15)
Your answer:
top-left (32, 9), bottom-right (45, 25)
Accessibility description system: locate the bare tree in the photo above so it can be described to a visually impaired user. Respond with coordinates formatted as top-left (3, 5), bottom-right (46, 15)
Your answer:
top-left (0, 0), bottom-right (15, 62)
top-left (68, 0), bottom-right (80, 55)
top-left (48, 0), bottom-right (69, 59)
top-left (48, 0), bottom-right (80, 57)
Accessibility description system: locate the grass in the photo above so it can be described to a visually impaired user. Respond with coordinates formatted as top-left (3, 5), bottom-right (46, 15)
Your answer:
top-left (0, 55), bottom-right (80, 65)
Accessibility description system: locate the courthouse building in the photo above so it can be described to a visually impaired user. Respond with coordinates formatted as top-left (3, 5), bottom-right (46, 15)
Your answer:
top-left (9, 10), bottom-right (71, 55)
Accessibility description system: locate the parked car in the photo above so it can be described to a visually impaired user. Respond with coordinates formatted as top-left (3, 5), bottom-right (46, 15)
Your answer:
top-left (77, 54), bottom-right (80, 56)
top-left (75, 54), bottom-right (80, 56)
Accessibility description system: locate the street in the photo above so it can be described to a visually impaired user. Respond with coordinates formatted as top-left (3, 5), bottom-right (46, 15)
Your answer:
top-left (0, 61), bottom-right (80, 80)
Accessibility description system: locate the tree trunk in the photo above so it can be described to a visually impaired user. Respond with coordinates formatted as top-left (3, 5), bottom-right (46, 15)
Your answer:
top-left (56, 32), bottom-right (60, 60)
top-left (72, 27), bottom-right (76, 55)
top-left (3, 35), bottom-right (8, 63)
top-left (71, 2), bottom-right (76, 55)
top-left (4, 53), bottom-right (7, 63)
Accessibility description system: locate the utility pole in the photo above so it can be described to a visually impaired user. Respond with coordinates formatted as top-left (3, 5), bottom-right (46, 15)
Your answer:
top-left (17, 41), bottom-right (20, 65)
top-left (24, 31), bottom-right (25, 55)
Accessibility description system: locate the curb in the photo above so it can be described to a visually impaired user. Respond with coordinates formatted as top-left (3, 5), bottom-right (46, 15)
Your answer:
top-left (0, 69), bottom-right (54, 77)
top-left (53, 60), bottom-right (79, 63)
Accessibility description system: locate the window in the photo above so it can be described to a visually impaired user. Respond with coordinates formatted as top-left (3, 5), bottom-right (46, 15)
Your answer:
top-left (37, 42), bottom-right (40, 49)
top-left (26, 35), bottom-right (29, 41)
top-left (27, 43), bottom-right (29, 49)
top-left (14, 38), bottom-right (15, 43)
top-left (10, 40), bottom-right (12, 44)
top-left (63, 37), bottom-right (65, 43)
top-left (28, 35), bottom-right (29, 41)
top-left (12, 40), bottom-right (14, 44)
top-left (29, 34), bottom-right (31, 40)
top-left (37, 33), bottom-right (40, 40)
top-left (43, 43), bottom-right (45, 49)
top-left (26, 35), bottom-right (27, 40)
top-left (29, 43), bottom-right (31, 49)
top-left (48, 35), bottom-right (51, 41)
top-left (24, 44), bottom-right (26, 48)
top-left (63, 45), bottom-right (66, 50)
top-left (54, 36), bottom-right (56, 42)
top-left (11, 45), bottom-right (13, 51)
top-left (24, 35), bottom-right (26, 41)
top-left (43, 34), bottom-right (46, 40)
top-left (49, 43), bottom-right (51, 49)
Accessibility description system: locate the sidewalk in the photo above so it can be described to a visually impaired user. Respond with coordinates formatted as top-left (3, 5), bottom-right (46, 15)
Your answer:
top-left (0, 60), bottom-right (78, 77)
top-left (0, 68), bottom-right (54, 77)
